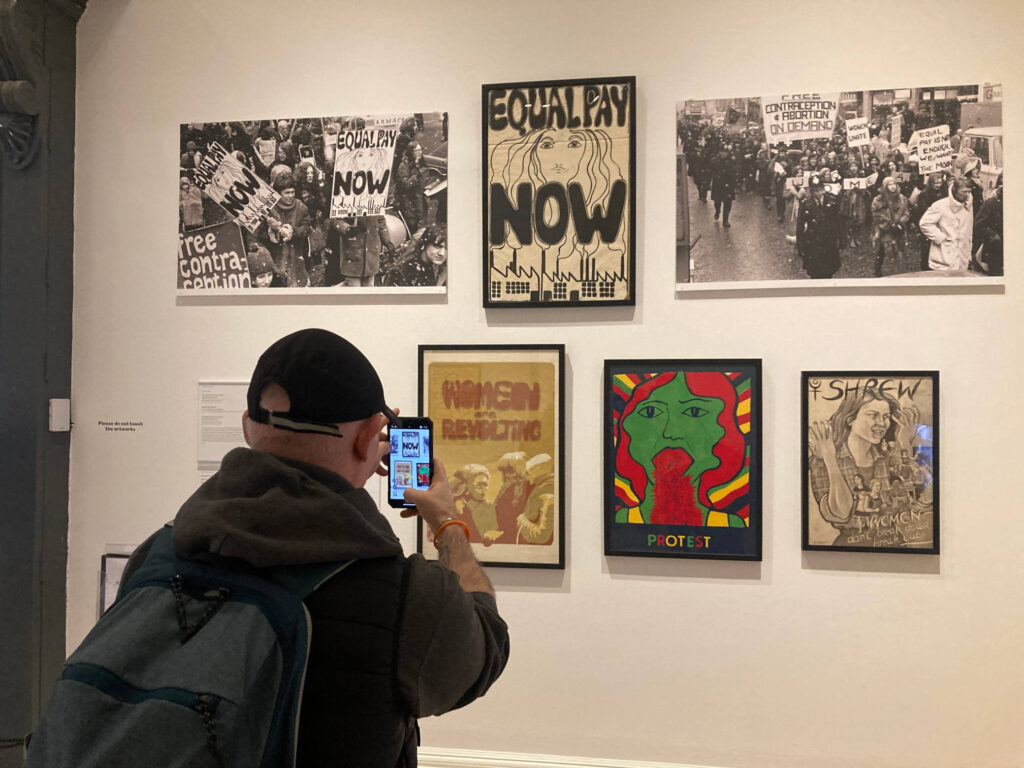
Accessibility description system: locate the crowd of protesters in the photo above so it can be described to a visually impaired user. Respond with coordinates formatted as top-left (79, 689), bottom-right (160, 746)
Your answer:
top-left (680, 108), bottom-right (1003, 279)
top-left (179, 116), bottom-right (448, 288)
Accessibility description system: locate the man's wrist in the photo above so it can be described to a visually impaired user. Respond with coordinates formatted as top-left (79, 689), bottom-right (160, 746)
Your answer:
top-left (434, 517), bottom-right (470, 547)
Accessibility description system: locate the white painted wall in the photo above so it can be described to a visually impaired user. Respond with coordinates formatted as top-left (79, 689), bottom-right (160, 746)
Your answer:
top-left (71, 2), bottom-right (1024, 766)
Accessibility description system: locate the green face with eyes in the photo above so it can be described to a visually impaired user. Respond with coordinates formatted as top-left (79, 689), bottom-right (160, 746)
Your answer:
top-left (622, 375), bottom-right (726, 492)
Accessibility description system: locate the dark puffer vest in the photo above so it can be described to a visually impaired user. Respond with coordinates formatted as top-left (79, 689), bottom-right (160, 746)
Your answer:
top-left (299, 556), bottom-right (417, 767)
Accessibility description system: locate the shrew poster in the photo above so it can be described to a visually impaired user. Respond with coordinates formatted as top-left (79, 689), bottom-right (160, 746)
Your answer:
top-left (802, 372), bottom-right (938, 554)
top-left (484, 77), bottom-right (635, 307)
top-left (419, 346), bottom-right (564, 568)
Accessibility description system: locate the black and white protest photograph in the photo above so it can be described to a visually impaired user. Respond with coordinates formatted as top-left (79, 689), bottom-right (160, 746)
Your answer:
top-left (178, 112), bottom-right (449, 294)
top-left (676, 84), bottom-right (1003, 288)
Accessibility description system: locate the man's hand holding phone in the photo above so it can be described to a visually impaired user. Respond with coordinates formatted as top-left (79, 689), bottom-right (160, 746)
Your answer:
top-left (402, 458), bottom-right (495, 597)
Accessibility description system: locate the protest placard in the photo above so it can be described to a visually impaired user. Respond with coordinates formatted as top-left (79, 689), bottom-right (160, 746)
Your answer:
top-left (365, 115), bottom-right (405, 129)
top-left (191, 143), bottom-right (280, 233)
top-left (890, 115), bottom-right (902, 143)
top-left (912, 125), bottom-right (953, 175)
top-left (843, 177), bottom-right (869, 191)
top-left (329, 127), bottom-right (399, 218)
top-left (846, 117), bottom-right (870, 148)
top-left (785, 173), bottom-right (810, 192)
top-left (253, 137), bottom-right (277, 168)
top-left (762, 93), bottom-right (839, 144)
top-left (178, 221), bottom-right (251, 290)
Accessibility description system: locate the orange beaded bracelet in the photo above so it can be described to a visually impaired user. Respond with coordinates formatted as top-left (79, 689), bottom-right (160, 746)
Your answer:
top-left (433, 517), bottom-right (471, 548)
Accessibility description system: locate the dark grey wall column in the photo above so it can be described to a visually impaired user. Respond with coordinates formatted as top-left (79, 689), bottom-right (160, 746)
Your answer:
top-left (0, 1), bottom-right (84, 761)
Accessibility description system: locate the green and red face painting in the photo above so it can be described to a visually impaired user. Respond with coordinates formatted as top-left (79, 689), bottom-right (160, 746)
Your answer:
top-left (615, 371), bottom-right (746, 525)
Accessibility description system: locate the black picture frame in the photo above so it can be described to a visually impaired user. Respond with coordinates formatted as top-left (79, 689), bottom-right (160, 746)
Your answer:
top-left (482, 76), bottom-right (637, 308)
top-left (801, 371), bottom-right (940, 554)
top-left (100, 553), bottom-right (130, 616)
top-left (418, 344), bottom-right (566, 568)
top-left (603, 359), bottom-right (762, 561)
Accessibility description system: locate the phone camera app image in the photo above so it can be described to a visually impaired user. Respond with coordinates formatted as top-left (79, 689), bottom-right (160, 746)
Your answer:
top-left (416, 463), bottom-right (430, 488)
top-left (392, 461), bottom-right (413, 489)
top-left (401, 431), bottom-right (420, 458)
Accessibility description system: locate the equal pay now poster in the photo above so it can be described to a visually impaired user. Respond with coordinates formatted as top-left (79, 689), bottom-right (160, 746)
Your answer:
top-left (483, 77), bottom-right (636, 307)
top-left (418, 345), bottom-right (565, 568)
top-left (603, 359), bottom-right (763, 561)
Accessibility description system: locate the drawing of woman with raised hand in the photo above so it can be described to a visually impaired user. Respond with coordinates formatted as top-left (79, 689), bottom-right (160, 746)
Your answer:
top-left (807, 386), bottom-right (920, 544)
top-left (489, 126), bottom-right (628, 273)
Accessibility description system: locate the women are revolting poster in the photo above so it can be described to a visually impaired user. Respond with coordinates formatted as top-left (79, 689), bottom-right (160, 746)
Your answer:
top-left (419, 345), bottom-right (564, 568)
top-left (604, 360), bottom-right (762, 560)
top-left (483, 77), bottom-right (635, 307)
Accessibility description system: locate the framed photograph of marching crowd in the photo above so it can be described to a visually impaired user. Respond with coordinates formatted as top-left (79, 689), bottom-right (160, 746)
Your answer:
top-left (676, 82), bottom-right (1003, 290)
top-left (178, 111), bottom-right (449, 296)
top-left (603, 359), bottom-right (762, 561)
top-left (418, 345), bottom-right (565, 568)
top-left (802, 371), bottom-right (939, 555)
top-left (483, 76), bottom-right (636, 308)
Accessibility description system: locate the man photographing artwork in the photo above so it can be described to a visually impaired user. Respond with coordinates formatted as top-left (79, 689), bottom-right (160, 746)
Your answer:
top-left (30, 328), bottom-right (508, 768)
top-left (234, 328), bottom-right (508, 765)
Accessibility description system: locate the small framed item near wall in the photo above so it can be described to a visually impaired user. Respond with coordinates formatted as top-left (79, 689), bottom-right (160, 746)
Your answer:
top-left (482, 76), bottom-right (636, 308)
top-left (802, 371), bottom-right (939, 554)
top-left (99, 552), bottom-right (130, 616)
top-left (418, 345), bottom-right (565, 568)
top-left (604, 359), bottom-right (762, 560)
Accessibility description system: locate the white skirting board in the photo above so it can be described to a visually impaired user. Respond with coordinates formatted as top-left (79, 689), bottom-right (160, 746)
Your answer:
top-left (419, 747), bottom-right (715, 768)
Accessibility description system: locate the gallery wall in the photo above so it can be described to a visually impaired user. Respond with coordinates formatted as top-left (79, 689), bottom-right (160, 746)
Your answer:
top-left (70, 1), bottom-right (1023, 766)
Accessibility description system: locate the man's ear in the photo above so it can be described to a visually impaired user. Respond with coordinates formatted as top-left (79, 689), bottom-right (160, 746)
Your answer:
top-left (353, 415), bottom-right (382, 461)
top-left (241, 410), bottom-right (253, 446)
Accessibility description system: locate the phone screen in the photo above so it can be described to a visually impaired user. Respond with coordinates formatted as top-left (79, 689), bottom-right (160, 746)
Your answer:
top-left (388, 421), bottom-right (432, 506)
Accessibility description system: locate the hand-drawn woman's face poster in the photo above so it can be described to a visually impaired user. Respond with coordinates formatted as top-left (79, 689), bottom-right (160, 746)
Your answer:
top-left (419, 346), bottom-right (564, 568)
top-left (802, 372), bottom-right (939, 554)
top-left (604, 360), bottom-right (762, 561)
top-left (483, 77), bottom-right (636, 307)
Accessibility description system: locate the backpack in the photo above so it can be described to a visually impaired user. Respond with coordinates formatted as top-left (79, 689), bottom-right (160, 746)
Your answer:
top-left (26, 525), bottom-right (352, 768)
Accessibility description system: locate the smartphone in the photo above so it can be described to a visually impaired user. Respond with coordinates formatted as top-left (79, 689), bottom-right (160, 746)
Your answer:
top-left (387, 417), bottom-right (433, 508)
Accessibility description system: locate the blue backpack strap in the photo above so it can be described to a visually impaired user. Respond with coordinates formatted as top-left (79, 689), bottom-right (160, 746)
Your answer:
top-left (120, 525), bottom-right (177, 593)
top-left (124, 524), bottom-right (353, 600)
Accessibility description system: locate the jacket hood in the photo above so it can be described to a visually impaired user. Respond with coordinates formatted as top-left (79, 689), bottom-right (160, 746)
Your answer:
top-left (173, 447), bottom-right (403, 568)
top-left (947, 187), bottom-right (971, 213)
